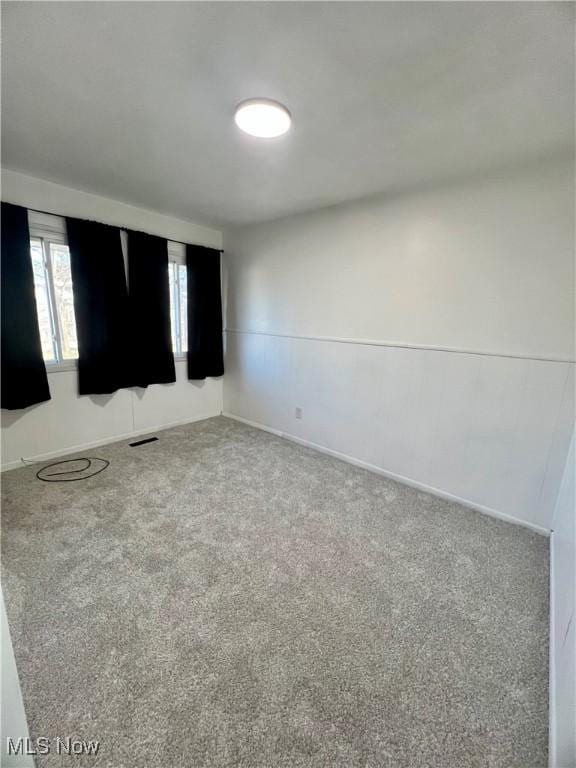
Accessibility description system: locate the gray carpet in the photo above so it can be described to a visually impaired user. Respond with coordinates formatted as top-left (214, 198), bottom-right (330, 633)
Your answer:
top-left (1, 416), bottom-right (549, 767)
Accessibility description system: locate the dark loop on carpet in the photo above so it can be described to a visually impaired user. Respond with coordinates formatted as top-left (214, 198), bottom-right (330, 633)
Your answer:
top-left (36, 457), bottom-right (110, 482)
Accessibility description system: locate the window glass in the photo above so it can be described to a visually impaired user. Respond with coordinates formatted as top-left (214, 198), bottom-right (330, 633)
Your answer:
top-left (30, 239), bottom-right (57, 362)
top-left (168, 260), bottom-right (187, 356)
top-left (29, 229), bottom-right (189, 365)
top-left (178, 264), bottom-right (187, 353)
top-left (169, 262), bottom-right (178, 353)
top-left (49, 243), bottom-right (78, 359)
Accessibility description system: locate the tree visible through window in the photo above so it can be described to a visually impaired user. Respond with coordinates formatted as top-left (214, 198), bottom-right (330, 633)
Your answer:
top-left (30, 238), bottom-right (78, 363)
top-left (29, 230), bottom-right (187, 365)
top-left (169, 261), bottom-right (187, 356)
top-left (50, 243), bottom-right (78, 359)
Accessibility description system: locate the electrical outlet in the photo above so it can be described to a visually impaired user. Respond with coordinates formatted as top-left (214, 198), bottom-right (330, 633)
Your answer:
top-left (295, 407), bottom-right (303, 420)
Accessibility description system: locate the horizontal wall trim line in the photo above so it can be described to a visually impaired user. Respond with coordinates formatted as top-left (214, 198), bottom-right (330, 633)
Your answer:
top-left (222, 411), bottom-right (551, 537)
top-left (225, 328), bottom-right (575, 364)
top-left (1, 411), bottom-right (221, 473)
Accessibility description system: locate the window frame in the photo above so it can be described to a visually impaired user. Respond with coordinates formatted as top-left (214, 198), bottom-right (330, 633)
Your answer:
top-left (168, 241), bottom-right (187, 361)
top-left (27, 214), bottom-right (191, 371)
top-left (28, 212), bottom-right (78, 373)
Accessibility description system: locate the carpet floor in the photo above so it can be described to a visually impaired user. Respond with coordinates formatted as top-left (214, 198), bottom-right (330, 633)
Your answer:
top-left (1, 416), bottom-right (549, 767)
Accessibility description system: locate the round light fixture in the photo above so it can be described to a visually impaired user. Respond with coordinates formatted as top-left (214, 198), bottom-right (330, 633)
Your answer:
top-left (234, 99), bottom-right (291, 138)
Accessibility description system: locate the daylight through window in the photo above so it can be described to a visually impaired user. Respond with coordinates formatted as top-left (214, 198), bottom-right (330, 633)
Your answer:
top-left (169, 261), bottom-right (188, 356)
top-left (29, 220), bottom-right (188, 365)
top-left (30, 237), bottom-right (78, 363)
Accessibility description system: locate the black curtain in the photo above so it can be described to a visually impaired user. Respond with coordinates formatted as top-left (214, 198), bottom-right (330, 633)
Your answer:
top-left (1, 202), bottom-right (51, 409)
top-left (127, 230), bottom-right (175, 387)
top-left (66, 217), bottom-right (131, 395)
top-left (186, 245), bottom-right (224, 380)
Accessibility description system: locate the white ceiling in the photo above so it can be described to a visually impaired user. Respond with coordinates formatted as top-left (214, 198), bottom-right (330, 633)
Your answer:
top-left (2, 2), bottom-right (573, 227)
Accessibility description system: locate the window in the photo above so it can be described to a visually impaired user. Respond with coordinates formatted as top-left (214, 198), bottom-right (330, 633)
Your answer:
top-left (29, 211), bottom-right (78, 364)
top-left (168, 242), bottom-right (187, 357)
top-left (27, 213), bottom-right (187, 364)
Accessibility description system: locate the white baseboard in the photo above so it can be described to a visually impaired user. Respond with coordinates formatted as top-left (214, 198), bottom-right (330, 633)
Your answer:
top-left (4, 407), bottom-right (551, 537)
top-left (222, 411), bottom-right (551, 537)
top-left (1, 411), bottom-right (221, 472)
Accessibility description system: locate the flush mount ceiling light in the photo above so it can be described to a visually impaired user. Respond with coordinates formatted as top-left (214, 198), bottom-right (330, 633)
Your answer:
top-left (234, 99), bottom-right (291, 138)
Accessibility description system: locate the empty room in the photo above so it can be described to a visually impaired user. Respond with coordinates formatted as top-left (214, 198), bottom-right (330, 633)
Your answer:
top-left (1, 2), bottom-right (574, 767)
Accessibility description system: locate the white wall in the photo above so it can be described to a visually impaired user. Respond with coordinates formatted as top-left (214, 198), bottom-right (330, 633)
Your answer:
top-left (1, 362), bottom-right (222, 469)
top-left (550, 430), bottom-right (576, 768)
top-left (1, 171), bottom-right (224, 469)
top-left (223, 159), bottom-right (575, 532)
top-left (1, 591), bottom-right (33, 768)
top-left (1, 169), bottom-right (221, 248)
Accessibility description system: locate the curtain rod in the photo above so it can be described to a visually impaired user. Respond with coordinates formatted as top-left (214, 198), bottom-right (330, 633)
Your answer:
top-left (13, 202), bottom-right (224, 253)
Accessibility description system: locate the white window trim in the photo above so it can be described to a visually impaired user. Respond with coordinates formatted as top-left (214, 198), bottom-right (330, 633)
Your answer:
top-left (45, 359), bottom-right (78, 374)
top-left (167, 240), bottom-right (185, 265)
top-left (168, 241), bottom-right (187, 360)
top-left (28, 213), bottom-right (78, 372)
top-left (28, 211), bottom-right (67, 244)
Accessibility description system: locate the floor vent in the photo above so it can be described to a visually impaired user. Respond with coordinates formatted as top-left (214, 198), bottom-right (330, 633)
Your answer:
top-left (129, 437), bottom-right (159, 447)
